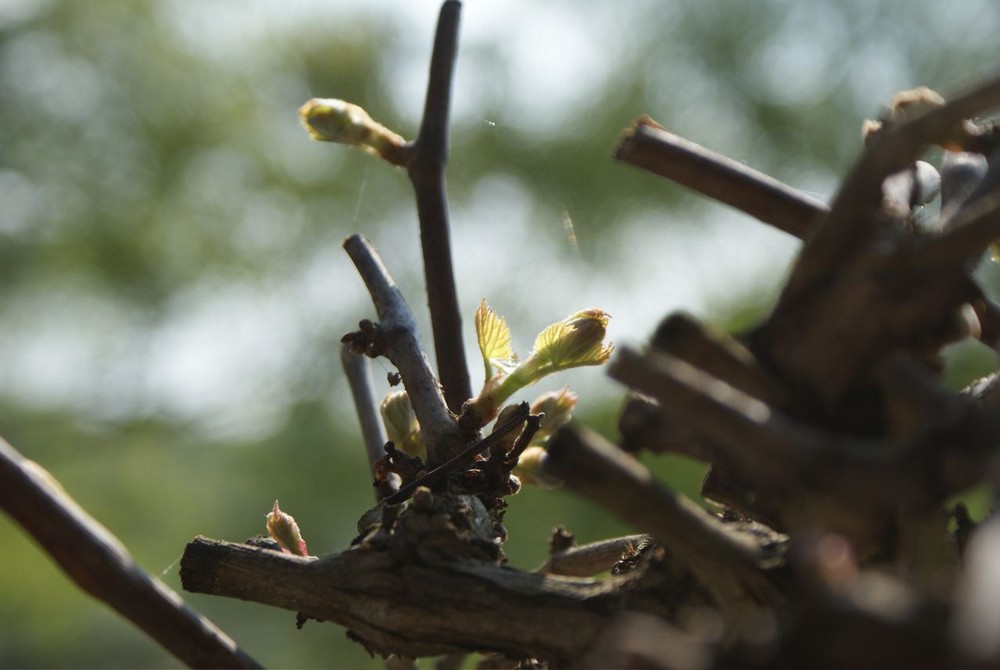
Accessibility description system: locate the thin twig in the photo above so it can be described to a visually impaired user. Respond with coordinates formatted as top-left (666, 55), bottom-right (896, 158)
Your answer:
top-left (407, 0), bottom-right (472, 414)
top-left (615, 117), bottom-right (825, 239)
top-left (341, 341), bottom-right (389, 476)
top-left (536, 535), bottom-right (649, 577)
top-left (344, 234), bottom-right (464, 466)
top-left (0, 437), bottom-right (261, 669)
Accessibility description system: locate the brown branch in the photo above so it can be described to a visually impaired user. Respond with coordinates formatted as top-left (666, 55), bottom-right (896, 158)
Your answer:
top-left (608, 347), bottom-right (936, 499)
top-left (0, 437), bottom-right (260, 669)
top-left (609, 347), bottom-right (830, 485)
top-left (650, 312), bottom-right (796, 409)
top-left (542, 424), bottom-right (784, 614)
top-left (407, 0), bottom-right (472, 414)
top-left (610, 346), bottom-right (1000, 536)
top-left (615, 117), bottom-right (825, 239)
top-left (619, 313), bottom-right (797, 458)
top-left (344, 234), bottom-right (464, 466)
top-left (181, 536), bottom-right (633, 664)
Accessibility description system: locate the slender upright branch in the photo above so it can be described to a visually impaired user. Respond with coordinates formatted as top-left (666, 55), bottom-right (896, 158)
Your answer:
top-left (615, 117), bottom-right (825, 239)
top-left (341, 341), bottom-right (389, 476)
top-left (344, 234), bottom-right (464, 465)
top-left (407, 0), bottom-right (472, 413)
top-left (0, 437), bottom-right (260, 669)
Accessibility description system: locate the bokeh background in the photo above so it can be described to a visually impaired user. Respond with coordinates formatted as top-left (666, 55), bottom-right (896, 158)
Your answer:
top-left (3, 0), bottom-right (1000, 666)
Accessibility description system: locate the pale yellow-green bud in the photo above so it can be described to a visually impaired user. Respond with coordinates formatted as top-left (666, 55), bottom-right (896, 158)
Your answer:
top-left (266, 500), bottom-right (309, 557)
top-left (529, 388), bottom-right (577, 447)
top-left (380, 390), bottom-right (425, 461)
top-left (298, 98), bottom-right (409, 165)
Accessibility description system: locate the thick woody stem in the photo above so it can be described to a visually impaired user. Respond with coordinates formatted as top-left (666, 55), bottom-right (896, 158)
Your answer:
top-left (180, 536), bottom-right (620, 664)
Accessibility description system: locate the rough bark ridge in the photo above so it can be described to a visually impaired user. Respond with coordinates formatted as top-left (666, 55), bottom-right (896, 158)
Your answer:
top-left (179, 6), bottom-right (1000, 665)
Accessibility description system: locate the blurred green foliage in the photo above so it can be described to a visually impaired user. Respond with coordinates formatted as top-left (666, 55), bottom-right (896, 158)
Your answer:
top-left (3, 0), bottom-right (1000, 667)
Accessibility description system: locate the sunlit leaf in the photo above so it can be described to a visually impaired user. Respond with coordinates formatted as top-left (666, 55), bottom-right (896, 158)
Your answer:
top-left (475, 299), bottom-right (514, 380)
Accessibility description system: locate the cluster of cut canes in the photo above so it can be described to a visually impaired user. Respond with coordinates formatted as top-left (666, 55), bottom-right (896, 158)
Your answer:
top-left (8, 1), bottom-right (1000, 668)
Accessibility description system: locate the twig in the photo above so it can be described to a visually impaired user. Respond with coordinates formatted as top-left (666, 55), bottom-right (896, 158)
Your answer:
top-left (344, 234), bottom-right (464, 466)
top-left (341, 341), bottom-right (389, 477)
top-left (504, 411), bottom-right (542, 465)
top-left (407, 0), bottom-right (472, 414)
top-left (615, 117), bottom-right (825, 239)
top-left (383, 402), bottom-right (528, 505)
top-left (0, 437), bottom-right (261, 669)
top-left (610, 347), bottom-right (823, 484)
top-left (536, 535), bottom-right (649, 577)
top-left (542, 424), bottom-right (783, 614)
top-left (650, 312), bottom-right (795, 409)
top-left (611, 346), bottom-right (1000, 514)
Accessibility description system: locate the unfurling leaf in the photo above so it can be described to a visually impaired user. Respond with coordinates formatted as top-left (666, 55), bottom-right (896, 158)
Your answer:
top-left (475, 299), bottom-right (515, 381)
top-left (266, 500), bottom-right (309, 557)
top-left (464, 307), bottom-right (612, 428)
top-left (493, 308), bottom-right (613, 402)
